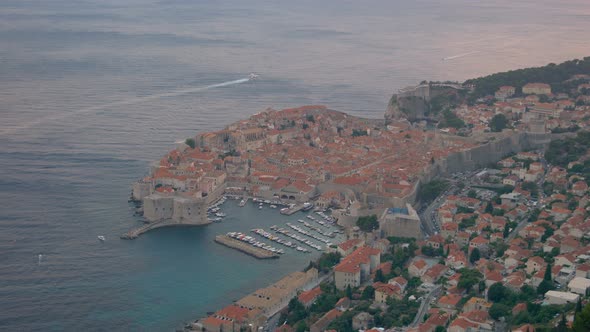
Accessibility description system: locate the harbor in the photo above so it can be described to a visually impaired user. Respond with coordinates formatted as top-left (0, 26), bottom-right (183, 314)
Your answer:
top-left (206, 197), bottom-right (345, 258)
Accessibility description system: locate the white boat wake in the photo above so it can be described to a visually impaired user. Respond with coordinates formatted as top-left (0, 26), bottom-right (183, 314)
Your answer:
top-left (0, 77), bottom-right (251, 137)
top-left (442, 51), bottom-right (480, 61)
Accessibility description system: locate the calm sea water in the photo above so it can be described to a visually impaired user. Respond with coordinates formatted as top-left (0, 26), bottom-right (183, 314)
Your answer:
top-left (0, 0), bottom-right (589, 330)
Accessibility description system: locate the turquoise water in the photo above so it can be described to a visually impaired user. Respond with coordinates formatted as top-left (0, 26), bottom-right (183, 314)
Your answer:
top-left (0, 0), bottom-right (589, 330)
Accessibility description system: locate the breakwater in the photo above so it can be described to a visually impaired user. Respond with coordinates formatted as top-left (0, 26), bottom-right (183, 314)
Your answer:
top-left (214, 235), bottom-right (279, 259)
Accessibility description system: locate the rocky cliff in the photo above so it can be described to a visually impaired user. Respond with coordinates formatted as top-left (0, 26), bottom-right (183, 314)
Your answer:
top-left (385, 83), bottom-right (465, 124)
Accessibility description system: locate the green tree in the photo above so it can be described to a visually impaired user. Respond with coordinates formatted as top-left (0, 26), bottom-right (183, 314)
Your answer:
top-left (489, 303), bottom-right (511, 319)
top-left (458, 268), bottom-right (483, 292)
top-left (488, 283), bottom-right (507, 302)
top-left (556, 312), bottom-right (568, 332)
top-left (576, 298), bottom-right (583, 313)
top-left (346, 285), bottom-right (353, 299)
top-left (327, 310), bottom-right (355, 332)
top-left (435, 326), bottom-right (446, 332)
top-left (438, 109), bottom-right (465, 129)
top-left (374, 269), bottom-right (386, 283)
top-left (522, 181), bottom-right (539, 197)
top-left (317, 252), bottom-right (342, 273)
top-left (489, 114), bottom-right (508, 132)
top-left (184, 138), bottom-right (196, 149)
top-left (295, 320), bottom-right (308, 332)
top-left (573, 301), bottom-right (590, 332)
top-left (418, 179), bottom-right (450, 203)
top-left (356, 215), bottom-right (379, 232)
top-left (469, 248), bottom-right (481, 264)
top-left (468, 189), bottom-right (477, 198)
top-left (545, 263), bottom-right (553, 281)
top-left (537, 279), bottom-right (554, 295)
top-left (485, 202), bottom-right (494, 214)
top-left (362, 285), bottom-right (375, 300)
top-left (286, 298), bottom-right (307, 325)
top-left (503, 224), bottom-right (510, 238)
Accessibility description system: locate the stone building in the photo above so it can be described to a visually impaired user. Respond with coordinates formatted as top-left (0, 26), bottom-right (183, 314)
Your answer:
top-left (379, 204), bottom-right (422, 239)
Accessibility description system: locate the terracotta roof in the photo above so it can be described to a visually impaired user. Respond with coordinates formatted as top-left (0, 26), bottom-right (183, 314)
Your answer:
top-left (438, 294), bottom-right (462, 307)
top-left (373, 282), bottom-right (401, 296)
top-left (298, 287), bottom-right (322, 305)
top-left (216, 304), bottom-right (250, 322)
top-left (338, 238), bottom-right (362, 251)
top-left (334, 246), bottom-right (380, 273)
top-left (461, 310), bottom-right (489, 323)
top-left (450, 317), bottom-right (479, 329)
top-left (412, 259), bottom-right (427, 270)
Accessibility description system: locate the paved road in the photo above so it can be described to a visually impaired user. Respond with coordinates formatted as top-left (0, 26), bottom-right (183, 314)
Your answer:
top-left (409, 285), bottom-right (442, 328)
top-left (506, 157), bottom-right (549, 242)
top-left (418, 180), bottom-right (460, 237)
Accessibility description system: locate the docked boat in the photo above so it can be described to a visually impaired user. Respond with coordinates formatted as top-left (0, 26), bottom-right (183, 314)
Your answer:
top-left (239, 199), bottom-right (247, 207)
top-left (226, 231), bottom-right (283, 254)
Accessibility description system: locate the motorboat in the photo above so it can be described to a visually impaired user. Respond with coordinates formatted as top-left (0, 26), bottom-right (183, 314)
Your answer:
top-left (98, 236), bottom-right (106, 241)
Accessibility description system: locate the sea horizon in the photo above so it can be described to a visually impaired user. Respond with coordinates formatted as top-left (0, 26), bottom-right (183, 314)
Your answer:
top-left (1, 0), bottom-right (589, 330)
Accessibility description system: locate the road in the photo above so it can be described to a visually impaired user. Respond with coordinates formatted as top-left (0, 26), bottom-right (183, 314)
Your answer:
top-left (409, 285), bottom-right (442, 328)
top-left (506, 156), bottom-right (549, 242)
top-left (418, 178), bottom-right (462, 237)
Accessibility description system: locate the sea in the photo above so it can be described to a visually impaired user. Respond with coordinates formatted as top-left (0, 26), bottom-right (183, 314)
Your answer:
top-left (0, 0), bottom-right (589, 330)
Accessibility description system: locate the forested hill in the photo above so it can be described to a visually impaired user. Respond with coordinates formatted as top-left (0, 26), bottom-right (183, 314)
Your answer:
top-left (465, 57), bottom-right (590, 99)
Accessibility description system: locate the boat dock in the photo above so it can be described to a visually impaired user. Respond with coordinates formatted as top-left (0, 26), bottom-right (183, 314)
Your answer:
top-left (215, 235), bottom-right (279, 259)
top-left (280, 205), bottom-right (303, 215)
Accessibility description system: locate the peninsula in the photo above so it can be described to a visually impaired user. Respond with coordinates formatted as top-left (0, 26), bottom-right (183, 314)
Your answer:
top-left (128, 104), bottom-right (479, 237)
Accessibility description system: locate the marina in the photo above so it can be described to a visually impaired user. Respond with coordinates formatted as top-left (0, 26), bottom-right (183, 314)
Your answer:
top-left (297, 219), bottom-right (336, 238)
top-left (210, 198), bottom-right (344, 256)
top-left (269, 225), bottom-right (323, 251)
top-left (251, 229), bottom-right (310, 253)
top-left (286, 223), bottom-right (332, 245)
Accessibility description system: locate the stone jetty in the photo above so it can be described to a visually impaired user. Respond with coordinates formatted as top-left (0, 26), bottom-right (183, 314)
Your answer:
top-left (214, 235), bottom-right (279, 259)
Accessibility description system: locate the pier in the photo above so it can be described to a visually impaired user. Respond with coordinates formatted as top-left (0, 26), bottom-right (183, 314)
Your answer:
top-left (120, 222), bottom-right (165, 239)
top-left (120, 220), bottom-right (209, 239)
top-left (279, 205), bottom-right (303, 215)
top-left (214, 235), bottom-right (279, 259)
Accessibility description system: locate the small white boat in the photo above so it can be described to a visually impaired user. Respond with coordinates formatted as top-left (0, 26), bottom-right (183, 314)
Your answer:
top-left (258, 205), bottom-right (263, 210)
top-left (98, 236), bottom-right (106, 241)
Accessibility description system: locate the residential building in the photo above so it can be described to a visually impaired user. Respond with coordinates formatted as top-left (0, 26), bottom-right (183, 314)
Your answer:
top-left (522, 83), bottom-right (551, 95)
top-left (334, 246), bottom-right (381, 290)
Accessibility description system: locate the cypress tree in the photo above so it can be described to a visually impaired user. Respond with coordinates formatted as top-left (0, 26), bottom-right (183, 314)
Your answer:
top-left (556, 312), bottom-right (567, 332)
top-left (544, 263), bottom-right (552, 281)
